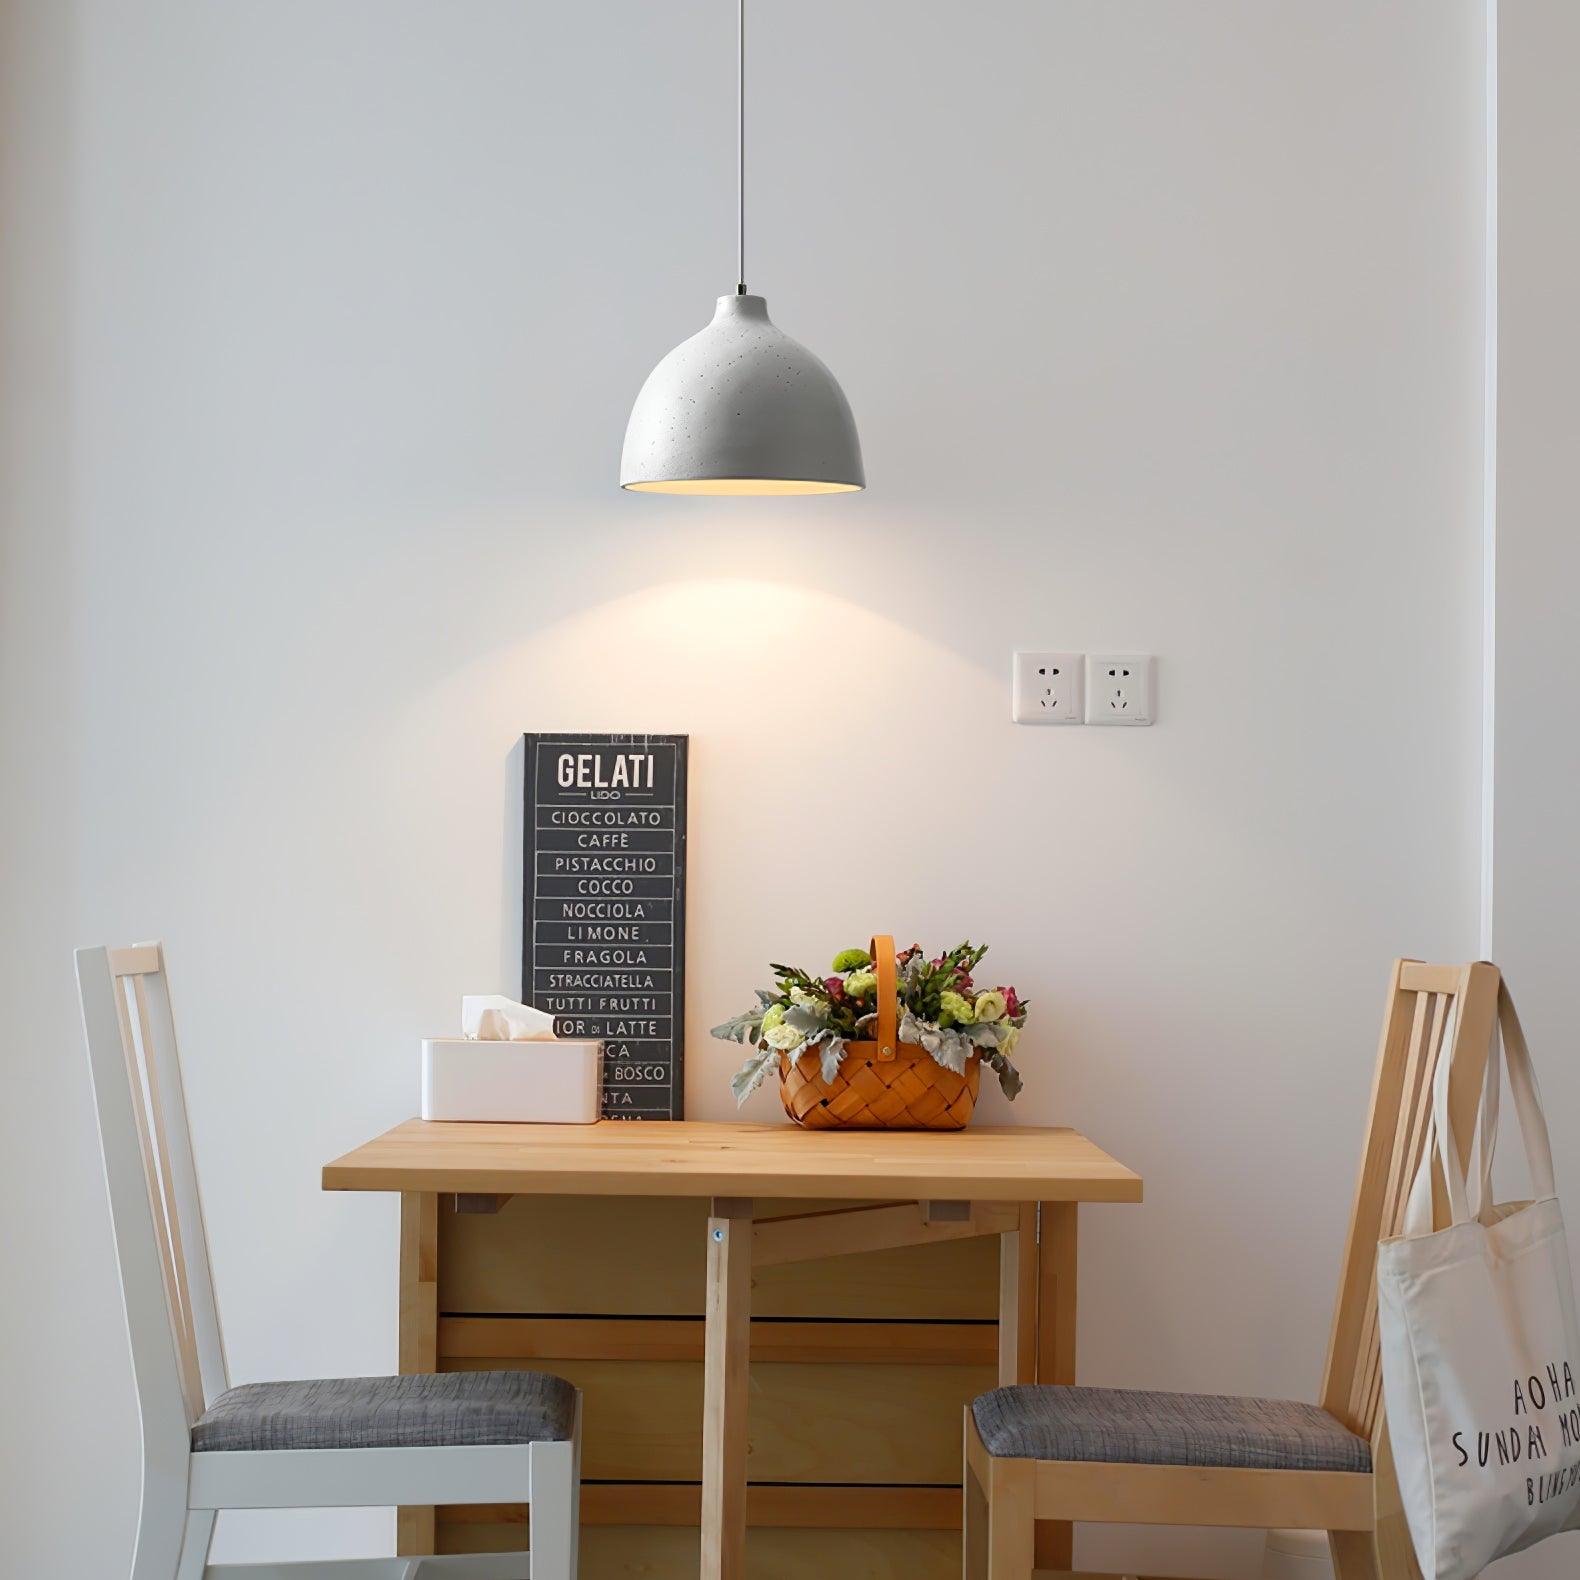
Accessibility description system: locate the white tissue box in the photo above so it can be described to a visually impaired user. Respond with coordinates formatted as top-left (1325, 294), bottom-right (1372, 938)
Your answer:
top-left (420, 1038), bottom-right (603, 1123)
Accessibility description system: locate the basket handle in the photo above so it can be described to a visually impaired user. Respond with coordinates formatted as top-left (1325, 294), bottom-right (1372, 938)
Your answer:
top-left (870, 935), bottom-right (898, 1060)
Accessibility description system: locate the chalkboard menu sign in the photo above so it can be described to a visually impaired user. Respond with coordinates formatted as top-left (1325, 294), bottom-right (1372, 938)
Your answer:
top-left (522, 733), bottom-right (688, 1119)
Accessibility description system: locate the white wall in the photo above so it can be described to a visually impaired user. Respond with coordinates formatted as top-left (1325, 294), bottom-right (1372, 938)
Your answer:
top-left (1, 2), bottom-right (1493, 1574)
top-left (1486, 3), bottom-right (1580, 1573)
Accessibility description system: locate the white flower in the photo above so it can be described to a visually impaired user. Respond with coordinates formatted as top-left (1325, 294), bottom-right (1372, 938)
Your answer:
top-left (974, 990), bottom-right (1007, 1023)
top-left (789, 986), bottom-right (819, 1009)
top-left (764, 1021), bottom-right (803, 1051)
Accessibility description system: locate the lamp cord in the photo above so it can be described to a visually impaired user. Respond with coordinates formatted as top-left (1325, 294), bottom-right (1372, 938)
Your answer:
top-left (736, 0), bottom-right (746, 294)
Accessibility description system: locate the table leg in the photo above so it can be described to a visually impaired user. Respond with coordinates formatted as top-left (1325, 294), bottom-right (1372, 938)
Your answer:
top-left (1035, 1200), bottom-right (1078, 1571)
top-left (396, 1191), bottom-right (439, 1556)
top-left (701, 1197), bottom-right (753, 1580)
top-left (997, 1201), bottom-right (1038, 1385)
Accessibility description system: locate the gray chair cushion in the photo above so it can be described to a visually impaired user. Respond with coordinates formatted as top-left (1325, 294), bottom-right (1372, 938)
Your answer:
top-left (972, 1385), bottom-right (1371, 1473)
top-left (192, 1371), bottom-right (576, 1452)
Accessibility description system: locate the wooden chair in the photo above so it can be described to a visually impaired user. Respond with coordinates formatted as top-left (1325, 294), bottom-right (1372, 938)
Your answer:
top-left (964, 958), bottom-right (1503, 1580)
top-left (76, 942), bottom-right (582, 1580)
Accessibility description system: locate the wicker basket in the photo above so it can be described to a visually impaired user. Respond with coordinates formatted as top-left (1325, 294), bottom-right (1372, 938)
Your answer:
top-left (779, 935), bottom-right (981, 1130)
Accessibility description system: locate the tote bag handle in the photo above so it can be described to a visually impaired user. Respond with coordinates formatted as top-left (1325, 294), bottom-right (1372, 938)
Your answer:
top-left (1470, 984), bottom-right (1558, 1215)
top-left (1404, 979), bottom-right (1557, 1236)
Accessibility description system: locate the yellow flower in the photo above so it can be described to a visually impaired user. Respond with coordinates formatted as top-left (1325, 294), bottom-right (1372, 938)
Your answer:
top-left (974, 990), bottom-right (1007, 1023)
top-left (999, 1024), bottom-right (1020, 1056)
top-left (845, 971), bottom-right (878, 999)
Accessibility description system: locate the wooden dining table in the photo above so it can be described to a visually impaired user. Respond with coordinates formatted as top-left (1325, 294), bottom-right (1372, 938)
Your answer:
top-left (323, 1119), bottom-right (1141, 1580)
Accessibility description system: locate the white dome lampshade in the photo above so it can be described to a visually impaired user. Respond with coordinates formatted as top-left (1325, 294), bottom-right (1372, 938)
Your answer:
top-left (621, 294), bottom-right (864, 495)
top-left (619, 0), bottom-right (864, 497)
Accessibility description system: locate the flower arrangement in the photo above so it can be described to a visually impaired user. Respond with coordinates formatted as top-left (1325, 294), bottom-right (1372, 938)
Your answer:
top-left (712, 940), bottom-right (1027, 1106)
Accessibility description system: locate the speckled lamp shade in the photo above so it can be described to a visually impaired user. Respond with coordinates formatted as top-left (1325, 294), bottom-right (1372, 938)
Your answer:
top-left (620, 294), bottom-right (864, 496)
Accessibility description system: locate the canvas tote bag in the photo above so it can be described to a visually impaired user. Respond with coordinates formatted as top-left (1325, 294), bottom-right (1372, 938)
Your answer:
top-left (1378, 983), bottom-right (1580, 1579)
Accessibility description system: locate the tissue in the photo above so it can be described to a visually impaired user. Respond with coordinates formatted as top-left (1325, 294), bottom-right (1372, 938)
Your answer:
top-left (461, 994), bottom-right (558, 1042)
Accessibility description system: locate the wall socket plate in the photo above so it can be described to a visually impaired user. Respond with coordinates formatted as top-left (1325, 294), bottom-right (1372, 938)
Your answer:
top-left (1013, 652), bottom-right (1084, 724)
top-left (1086, 654), bottom-right (1155, 725)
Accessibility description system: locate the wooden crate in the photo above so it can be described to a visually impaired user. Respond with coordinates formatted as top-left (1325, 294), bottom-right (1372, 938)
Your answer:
top-left (431, 1194), bottom-right (1004, 1579)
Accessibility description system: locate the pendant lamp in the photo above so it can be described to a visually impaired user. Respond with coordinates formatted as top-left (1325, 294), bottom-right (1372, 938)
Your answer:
top-left (620, 0), bottom-right (864, 495)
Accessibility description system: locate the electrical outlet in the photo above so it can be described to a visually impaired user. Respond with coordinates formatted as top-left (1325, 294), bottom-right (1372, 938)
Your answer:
top-left (1013, 652), bottom-right (1084, 725)
top-left (1086, 655), bottom-right (1155, 725)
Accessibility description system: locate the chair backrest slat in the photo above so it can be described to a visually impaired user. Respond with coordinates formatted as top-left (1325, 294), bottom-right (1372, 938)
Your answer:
top-left (111, 972), bottom-right (205, 1422)
top-left (1320, 959), bottom-right (1500, 1439)
top-left (1350, 986), bottom-right (1451, 1436)
top-left (77, 943), bottom-right (228, 1450)
top-left (135, 955), bottom-right (229, 1406)
top-left (108, 943), bottom-right (163, 978)
top-left (1396, 961), bottom-right (1464, 995)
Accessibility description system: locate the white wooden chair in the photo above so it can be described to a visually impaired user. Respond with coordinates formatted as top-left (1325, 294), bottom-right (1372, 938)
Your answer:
top-left (76, 942), bottom-right (581, 1580)
top-left (964, 958), bottom-right (1504, 1580)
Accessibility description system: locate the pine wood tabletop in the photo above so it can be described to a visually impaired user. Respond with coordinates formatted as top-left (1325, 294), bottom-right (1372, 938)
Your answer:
top-left (322, 1119), bottom-right (1142, 1202)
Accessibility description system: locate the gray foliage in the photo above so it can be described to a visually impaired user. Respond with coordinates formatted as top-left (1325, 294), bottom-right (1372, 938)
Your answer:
top-left (711, 1008), bottom-right (766, 1045)
top-left (819, 1036), bottom-right (848, 1084)
top-left (982, 1048), bottom-right (1024, 1100)
top-left (785, 1003), bottom-right (831, 1038)
top-left (899, 1009), bottom-right (1022, 1096)
top-left (730, 1046), bottom-right (780, 1104)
